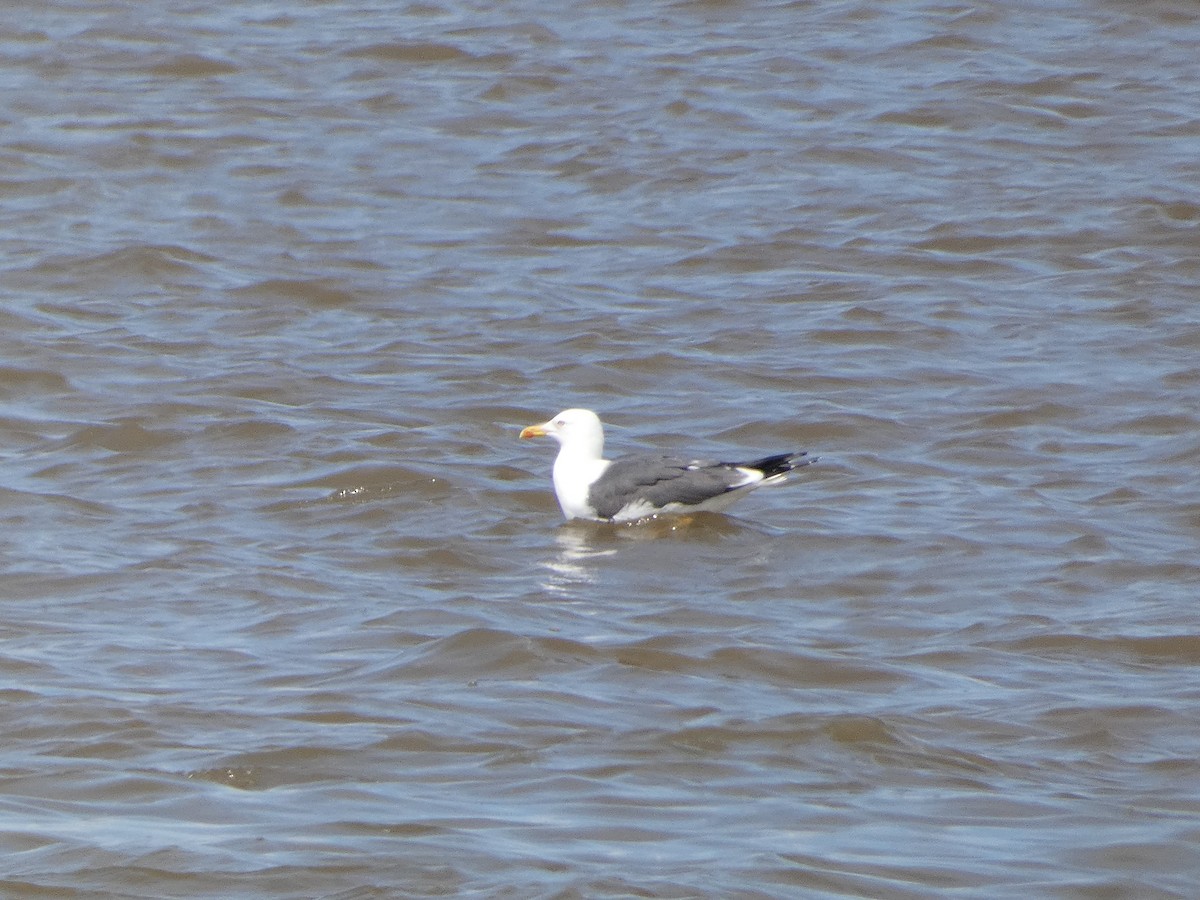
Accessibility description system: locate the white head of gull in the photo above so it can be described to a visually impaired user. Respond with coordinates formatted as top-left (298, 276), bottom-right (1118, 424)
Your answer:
top-left (520, 408), bottom-right (815, 523)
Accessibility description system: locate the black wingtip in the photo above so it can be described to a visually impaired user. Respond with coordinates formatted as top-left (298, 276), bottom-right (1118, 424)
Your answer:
top-left (745, 451), bottom-right (816, 478)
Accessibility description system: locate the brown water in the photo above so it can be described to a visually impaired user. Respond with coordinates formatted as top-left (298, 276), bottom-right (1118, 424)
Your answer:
top-left (2, 0), bottom-right (1199, 896)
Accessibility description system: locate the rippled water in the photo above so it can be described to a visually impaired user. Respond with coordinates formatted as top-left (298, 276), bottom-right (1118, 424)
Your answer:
top-left (2, 0), bottom-right (1199, 896)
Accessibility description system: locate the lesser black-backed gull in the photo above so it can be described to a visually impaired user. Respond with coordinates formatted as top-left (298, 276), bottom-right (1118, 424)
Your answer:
top-left (520, 408), bottom-right (815, 522)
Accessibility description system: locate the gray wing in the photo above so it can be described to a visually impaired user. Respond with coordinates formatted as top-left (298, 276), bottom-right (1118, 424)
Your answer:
top-left (587, 455), bottom-right (749, 520)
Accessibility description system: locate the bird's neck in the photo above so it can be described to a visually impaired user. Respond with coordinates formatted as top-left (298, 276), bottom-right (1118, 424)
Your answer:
top-left (555, 438), bottom-right (603, 464)
top-left (552, 440), bottom-right (606, 489)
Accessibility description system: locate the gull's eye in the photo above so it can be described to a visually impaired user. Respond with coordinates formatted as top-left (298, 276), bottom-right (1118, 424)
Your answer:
top-left (555, 420), bottom-right (566, 427)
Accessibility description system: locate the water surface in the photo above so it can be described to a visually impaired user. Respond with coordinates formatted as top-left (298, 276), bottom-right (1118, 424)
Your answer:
top-left (1, 0), bottom-right (1198, 896)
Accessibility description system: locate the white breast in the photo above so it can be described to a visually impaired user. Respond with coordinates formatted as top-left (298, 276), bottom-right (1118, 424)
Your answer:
top-left (552, 456), bottom-right (611, 520)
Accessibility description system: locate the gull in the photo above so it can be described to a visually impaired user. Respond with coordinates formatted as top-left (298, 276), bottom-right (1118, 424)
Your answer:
top-left (520, 408), bottom-right (815, 522)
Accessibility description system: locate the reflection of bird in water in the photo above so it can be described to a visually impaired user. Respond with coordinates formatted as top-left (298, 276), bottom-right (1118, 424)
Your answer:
top-left (520, 408), bottom-right (816, 523)
top-left (538, 521), bottom-right (617, 595)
